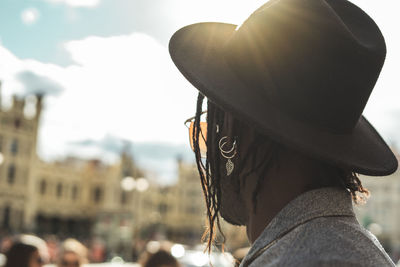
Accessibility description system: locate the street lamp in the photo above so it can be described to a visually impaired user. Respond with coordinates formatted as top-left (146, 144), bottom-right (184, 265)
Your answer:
top-left (119, 176), bottom-right (150, 255)
top-left (120, 176), bottom-right (136, 191)
top-left (171, 243), bottom-right (185, 258)
top-left (136, 177), bottom-right (149, 192)
top-left (121, 176), bottom-right (149, 193)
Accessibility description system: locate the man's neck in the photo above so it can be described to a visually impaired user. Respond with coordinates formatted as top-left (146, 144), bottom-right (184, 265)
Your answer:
top-left (244, 155), bottom-right (323, 243)
top-left (246, 183), bottom-right (310, 243)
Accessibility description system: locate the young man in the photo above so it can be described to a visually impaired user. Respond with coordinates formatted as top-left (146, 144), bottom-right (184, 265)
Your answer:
top-left (170, 0), bottom-right (398, 266)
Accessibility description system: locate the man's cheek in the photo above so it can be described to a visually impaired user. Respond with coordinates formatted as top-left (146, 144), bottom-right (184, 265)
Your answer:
top-left (219, 175), bottom-right (248, 225)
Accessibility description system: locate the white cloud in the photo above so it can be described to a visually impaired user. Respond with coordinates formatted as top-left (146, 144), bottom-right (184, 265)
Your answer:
top-left (21, 8), bottom-right (40, 25)
top-left (1, 0), bottom-right (400, 162)
top-left (0, 33), bottom-right (196, 161)
top-left (44, 0), bottom-right (100, 8)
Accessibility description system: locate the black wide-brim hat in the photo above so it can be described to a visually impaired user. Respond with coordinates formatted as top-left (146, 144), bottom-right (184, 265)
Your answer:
top-left (169, 0), bottom-right (398, 176)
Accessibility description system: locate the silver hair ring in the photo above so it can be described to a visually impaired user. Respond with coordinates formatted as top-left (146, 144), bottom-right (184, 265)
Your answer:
top-left (218, 136), bottom-right (237, 176)
top-left (219, 136), bottom-right (236, 155)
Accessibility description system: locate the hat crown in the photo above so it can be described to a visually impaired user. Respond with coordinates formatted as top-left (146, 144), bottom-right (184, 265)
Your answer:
top-left (225, 0), bottom-right (386, 133)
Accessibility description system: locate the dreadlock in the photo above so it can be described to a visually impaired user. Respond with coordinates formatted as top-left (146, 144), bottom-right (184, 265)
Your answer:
top-left (192, 93), bottom-right (217, 253)
top-left (320, 165), bottom-right (370, 204)
top-left (192, 93), bottom-right (369, 253)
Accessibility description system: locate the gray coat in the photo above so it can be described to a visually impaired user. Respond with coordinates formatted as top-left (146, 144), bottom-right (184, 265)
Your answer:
top-left (239, 187), bottom-right (395, 267)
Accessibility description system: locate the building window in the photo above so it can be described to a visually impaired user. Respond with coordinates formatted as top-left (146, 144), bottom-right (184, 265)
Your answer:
top-left (93, 187), bottom-right (103, 203)
top-left (3, 206), bottom-right (10, 229)
top-left (16, 209), bottom-right (24, 229)
top-left (10, 139), bottom-right (18, 156)
top-left (7, 164), bottom-right (16, 184)
top-left (56, 183), bottom-right (63, 198)
top-left (40, 180), bottom-right (47, 195)
top-left (121, 191), bottom-right (128, 205)
top-left (14, 118), bottom-right (21, 129)
top-left (72, 185), bottom-right (78, 200)
top-left (159, 203), bottom-right (168, 214)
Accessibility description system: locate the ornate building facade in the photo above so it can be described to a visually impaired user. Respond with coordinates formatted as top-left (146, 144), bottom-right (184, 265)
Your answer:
top-left (0, 85), bottom-right (248, 259)
top-left (0, 83), bottom-right (42, 233)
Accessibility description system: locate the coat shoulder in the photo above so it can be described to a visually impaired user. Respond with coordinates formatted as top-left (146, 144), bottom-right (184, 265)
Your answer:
top-left (251, 216), bottom-right (394, 267)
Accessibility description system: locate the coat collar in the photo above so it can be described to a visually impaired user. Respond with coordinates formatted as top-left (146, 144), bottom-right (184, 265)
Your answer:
top-left (240, 187), bottom-right (355, 266)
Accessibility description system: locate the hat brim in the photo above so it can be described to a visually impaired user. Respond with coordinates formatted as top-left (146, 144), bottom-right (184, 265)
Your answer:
top-left (169, 22), bottom-right (398, 176)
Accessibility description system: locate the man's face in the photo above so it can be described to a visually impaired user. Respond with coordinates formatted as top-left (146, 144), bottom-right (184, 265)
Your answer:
top-left (215, 110), bottom-right (276, 226)
top-left (187, 106), bottom-right (263, 226)
top-left (215, 112), bottom-right (254, 226)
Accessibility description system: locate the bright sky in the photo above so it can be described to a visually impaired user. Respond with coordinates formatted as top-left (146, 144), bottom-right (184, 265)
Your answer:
top-left (0, 0), bottom-right (399, 163)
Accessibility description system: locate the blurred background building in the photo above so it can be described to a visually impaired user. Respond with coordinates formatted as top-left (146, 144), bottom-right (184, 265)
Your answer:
top-left (0, 84), bottom-right (42, 234)
top-left (355, 152), bottom-right (400, 261)
top-left (1, 86), bottom-right (399, 262)
top-left (0, 86), bottom-right (248, 262)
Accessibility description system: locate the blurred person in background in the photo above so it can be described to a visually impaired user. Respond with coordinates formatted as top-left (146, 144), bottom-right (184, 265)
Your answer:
top-left (57, 238), bottom-right (88, 267)
top-left (5, 234), bottom-right (49, 267)
top-left (45, 235), bottom-right (60, 264)
top-left (0, 235), bottom-right (13, 255)
top-left (141, 250), bottom-right (180, 267)
top-left (170, 0), bottom-right (398, 266)
top-left (88, 238), bottom-right (106, 263)
top-left (139, 240), bottom-right (180, 267)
